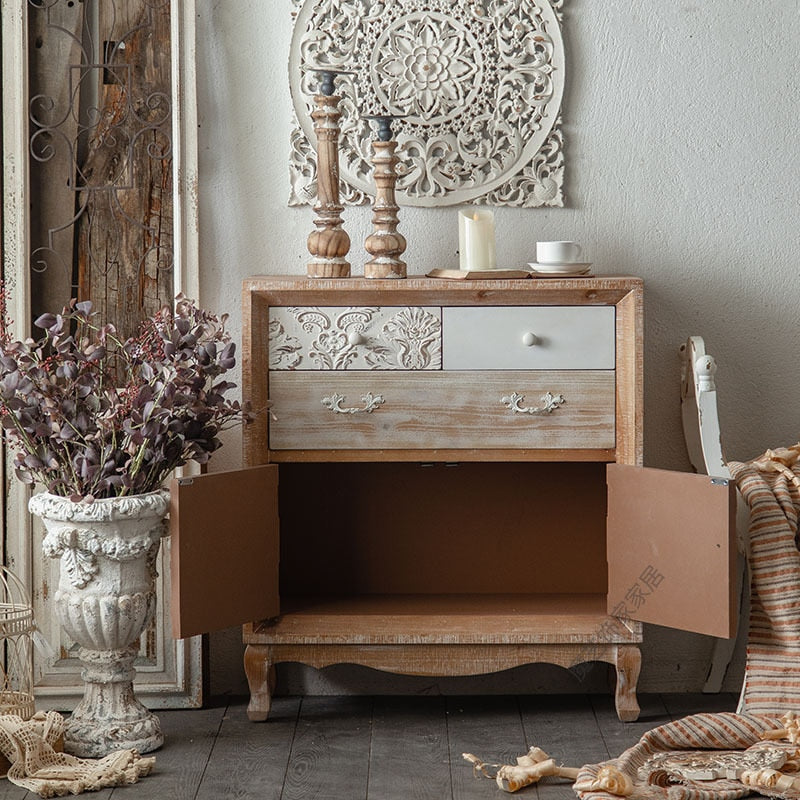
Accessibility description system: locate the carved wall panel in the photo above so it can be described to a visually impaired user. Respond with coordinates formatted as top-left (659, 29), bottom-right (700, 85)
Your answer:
top-left (289, 0), bottom-right (565, 208)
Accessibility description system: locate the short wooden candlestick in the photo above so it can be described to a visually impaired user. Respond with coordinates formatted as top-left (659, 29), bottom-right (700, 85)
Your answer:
top-left (364, 139), bottom-right (406, 279)
top-left (307, 93), bottom-right (350, 278)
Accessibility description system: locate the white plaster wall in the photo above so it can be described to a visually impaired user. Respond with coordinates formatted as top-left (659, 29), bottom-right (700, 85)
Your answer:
top-left (195, 1), bottom-right (800, 696)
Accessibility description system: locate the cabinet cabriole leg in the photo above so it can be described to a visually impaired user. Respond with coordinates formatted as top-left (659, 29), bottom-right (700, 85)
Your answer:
top-left (614, 645), bottom-right (642, 722)
top-left (245, 644), bottom-right (274, 721)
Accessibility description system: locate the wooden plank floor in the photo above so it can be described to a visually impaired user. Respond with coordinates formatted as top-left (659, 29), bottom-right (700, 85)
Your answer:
top-left (0, 694), bottom-right (737, 799)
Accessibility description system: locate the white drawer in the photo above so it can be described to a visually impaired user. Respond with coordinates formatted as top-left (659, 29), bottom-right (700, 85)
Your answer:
top-left (268, 371), bottom-right (615, 451)
top-left (441, 306), bottom-right (615, 370)
top-left (269, 306), bottom-right (442, 370)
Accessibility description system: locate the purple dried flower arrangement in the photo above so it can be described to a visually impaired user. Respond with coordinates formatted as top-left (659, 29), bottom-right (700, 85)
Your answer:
top-left (0, 293), bottom-right (249, 500)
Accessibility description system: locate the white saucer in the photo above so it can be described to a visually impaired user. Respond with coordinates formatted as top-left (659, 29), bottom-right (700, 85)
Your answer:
top-left (527, 262), bottom-right (592, 275)
top-left (530, 271), bottom-right (594, 278)
top-left (527, 261), bottom-right (592, 272)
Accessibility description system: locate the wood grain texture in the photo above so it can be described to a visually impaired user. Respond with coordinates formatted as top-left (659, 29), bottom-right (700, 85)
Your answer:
top-left (130, 704), bottom-right (226, 800)
top-left (242, 290), bottom-right (272, 467)
top-left (269, 447), bottom-right (616, 463)
top-left (281, 697), bottom-right (372, 800)
top-left (246, 276), bottom-right (641, 465)
top-left (519, 695), bottom-right (611, 800)
top-left (446, 696), bottom-right (528, 800)
top-left (363, 140), bottom-right (407, 280)
top-left (614, 284), bottom-right (644, 464)
top-left (244, 644), bottom-right (275, 722)
top-left (242, 275), bottom-right (643, 308)
top-left (368, 697), bottom-right (450, 800)
top-left (28, 1), bottom-right (82, 317)
top-left (307, 95), bottom-right (350, 278)
top-left (614, 645), bottom-right (643, 722)
top-left (0, 778), bottom-right (31, 799)
top-left (194, 696), bottom-right (301, 800)
top-left (238, 276), bottom-right (645, 721)
top-left (61, 695), bottom-right (729, 799)
top-left (76, 2), bottom-right (173, 338)
top-left (249, 644), bottom-right (633, 683)
top-left (269, 370), bottom-right (615, 451)
top-left (249, 595), bottom-right (639, 644)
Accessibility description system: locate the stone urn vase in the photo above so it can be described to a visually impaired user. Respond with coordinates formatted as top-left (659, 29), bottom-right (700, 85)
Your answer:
top-left (29, 490), bottom-right (169, 757)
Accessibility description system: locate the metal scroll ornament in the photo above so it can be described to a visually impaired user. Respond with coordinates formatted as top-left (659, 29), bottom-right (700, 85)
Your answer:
top-left (322, 393), bottom-right (386, 414)
top-left (27, 0), bottom-right (173, 298)
top-left (289, 0), bottom-right (566, 208)
top-left (643, 747), bottom-right (788, 783)
top-left (502, 391), bottom-right (566, 415)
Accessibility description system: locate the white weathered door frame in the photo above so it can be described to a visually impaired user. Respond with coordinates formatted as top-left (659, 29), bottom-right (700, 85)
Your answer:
top-left (1, 0), bottom-right (203, 709)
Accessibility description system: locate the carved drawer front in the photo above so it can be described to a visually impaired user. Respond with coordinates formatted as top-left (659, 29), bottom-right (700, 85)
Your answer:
top-left (441, 306), bottom-right (615, 370)
top-left (269, 306), bottom-right (442, 370)
top-left (268, 371), bottom-right (615, 450)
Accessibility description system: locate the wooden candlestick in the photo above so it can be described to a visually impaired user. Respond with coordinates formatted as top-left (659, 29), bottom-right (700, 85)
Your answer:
top-left (307, 72), bottom-right (350, 278)
top-left (363, 115), bottom-right (406, 279)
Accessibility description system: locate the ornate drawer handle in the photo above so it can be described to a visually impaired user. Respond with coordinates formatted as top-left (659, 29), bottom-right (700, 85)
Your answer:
top-left (501, 391), bottom-right (566, 415)
top-left (322, 392), bottom-right (385, 414)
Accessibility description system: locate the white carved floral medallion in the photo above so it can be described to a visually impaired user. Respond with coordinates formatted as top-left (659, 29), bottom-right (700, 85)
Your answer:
top-left (289, 0), bottom-right (565, 208)
top-left (269, 306), bottom-right (443, 370)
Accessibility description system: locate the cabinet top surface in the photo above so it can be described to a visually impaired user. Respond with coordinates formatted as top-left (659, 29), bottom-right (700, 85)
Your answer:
top-left (244, 274), bottom-right (642, 292)
top-left (243, 275), bottom-right (643, 306)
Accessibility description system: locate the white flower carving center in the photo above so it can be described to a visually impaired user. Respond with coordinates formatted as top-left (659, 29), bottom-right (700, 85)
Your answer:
top-left (375, 13), bottom-right (481, 121)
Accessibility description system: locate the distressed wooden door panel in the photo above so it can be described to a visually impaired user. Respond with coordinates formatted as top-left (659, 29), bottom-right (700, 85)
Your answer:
top-left (606, 464), bottom-right (737, 639)
top-left (170, 466), bottom-right (280, 640)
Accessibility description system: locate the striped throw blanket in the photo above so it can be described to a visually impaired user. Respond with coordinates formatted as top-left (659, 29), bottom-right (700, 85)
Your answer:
top-left (575, 450), bottom-right (800, 800)
top-left (573, 713), bottom-right (794, 800)
top-left (728, 455), bottom-right (800, 714)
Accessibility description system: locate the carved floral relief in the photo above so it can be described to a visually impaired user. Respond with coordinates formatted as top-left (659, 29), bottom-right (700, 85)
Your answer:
top-left (269, 306), bottom-right (442, 370)
top-left (289, 0), bottom-right (565, 208)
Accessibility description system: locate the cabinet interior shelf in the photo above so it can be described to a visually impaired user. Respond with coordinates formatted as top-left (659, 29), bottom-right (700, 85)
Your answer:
top-left (249, 593), bottom-right (639, 645)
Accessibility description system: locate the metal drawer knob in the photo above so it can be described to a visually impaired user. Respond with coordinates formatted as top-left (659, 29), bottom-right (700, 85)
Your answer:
top-left (521, 332), bottom-right (539, 347)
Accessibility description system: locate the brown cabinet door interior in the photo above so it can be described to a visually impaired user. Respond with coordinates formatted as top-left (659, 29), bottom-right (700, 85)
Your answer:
top-left (606, 464), bottom-right (736, 639)
top-left (169, 465), bottom-right (279, 639)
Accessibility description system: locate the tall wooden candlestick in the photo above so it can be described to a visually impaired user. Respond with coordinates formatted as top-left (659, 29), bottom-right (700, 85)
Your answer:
top-left (363, 115), bottom-right (406, 279)
top-left (307, 70), bottom-right (350, 278)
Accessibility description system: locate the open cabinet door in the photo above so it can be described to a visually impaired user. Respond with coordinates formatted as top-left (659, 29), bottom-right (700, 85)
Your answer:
top-left (170, 465), bottom-right (280, 639)
top-left (607, 464), bottom-right (736, 638)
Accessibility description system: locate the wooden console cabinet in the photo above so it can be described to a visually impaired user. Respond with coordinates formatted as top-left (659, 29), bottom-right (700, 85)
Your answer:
top-left (170, 276), bottom-right (736, 723)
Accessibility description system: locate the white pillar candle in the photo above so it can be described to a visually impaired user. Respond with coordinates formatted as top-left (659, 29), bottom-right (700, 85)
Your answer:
top-left (458, 209), bottom-right (497, 270)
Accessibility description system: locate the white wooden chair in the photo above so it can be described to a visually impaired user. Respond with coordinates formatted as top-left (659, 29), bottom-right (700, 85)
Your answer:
top-left (680, 336), bottom-right (749, 698)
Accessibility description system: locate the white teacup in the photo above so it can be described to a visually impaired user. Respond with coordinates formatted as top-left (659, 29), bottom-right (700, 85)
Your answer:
top-left (536, 241), bottom-right (582, 265)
